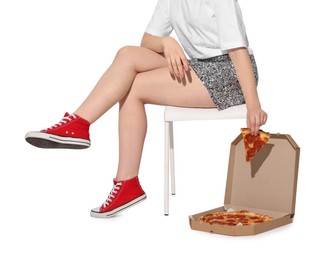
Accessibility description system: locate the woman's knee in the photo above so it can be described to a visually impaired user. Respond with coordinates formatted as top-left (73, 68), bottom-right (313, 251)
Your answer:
top-left (115, 46), bottom-right (143, 61)
top-left (114, 46), bottom-right (152, 71)
top-left (114, 46), bottom-right (134, 65)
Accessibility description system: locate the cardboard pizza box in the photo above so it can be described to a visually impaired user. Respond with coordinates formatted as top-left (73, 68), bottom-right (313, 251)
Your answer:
top-left (189, 133), bottom-right (300, 236)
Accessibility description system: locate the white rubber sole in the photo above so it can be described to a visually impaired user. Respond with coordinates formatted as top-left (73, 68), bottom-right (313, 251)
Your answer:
top-left (25, 131), bottom-right (91, 149)
top-left (90, 194), bottom-right (147, 218)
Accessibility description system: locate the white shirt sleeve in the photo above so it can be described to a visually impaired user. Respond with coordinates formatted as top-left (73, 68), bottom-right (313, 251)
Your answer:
top-left (145, 0), bottom-right (173, 37)
top-left (214, 0), bottom-right (249, 51)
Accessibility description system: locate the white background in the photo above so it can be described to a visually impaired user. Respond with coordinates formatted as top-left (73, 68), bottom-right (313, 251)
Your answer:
top-left (1, 0), bottom-right (332, 259)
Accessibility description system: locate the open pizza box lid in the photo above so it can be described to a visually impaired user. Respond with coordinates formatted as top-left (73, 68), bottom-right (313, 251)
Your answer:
top-left (189, 133), bottom-right (300, 236)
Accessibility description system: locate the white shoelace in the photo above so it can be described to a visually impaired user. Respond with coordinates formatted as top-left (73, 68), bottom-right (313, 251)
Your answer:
top-left (45, 114), bottom-right (77, 130)
top-left (103, 182), bottom-right (123, 208)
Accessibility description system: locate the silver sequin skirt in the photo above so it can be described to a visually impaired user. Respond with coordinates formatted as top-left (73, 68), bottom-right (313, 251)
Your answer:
top-left (189, 54), bottom-right (258, 110)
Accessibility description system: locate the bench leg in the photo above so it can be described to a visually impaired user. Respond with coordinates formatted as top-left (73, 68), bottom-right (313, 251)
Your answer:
top-left (169, 122), bottom-right (175, 195)
top-left (164, 121), bottom-right (170, 216)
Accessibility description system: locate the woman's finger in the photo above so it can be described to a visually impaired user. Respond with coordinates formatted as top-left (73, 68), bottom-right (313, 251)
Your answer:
top-left (180, 54), bottom-right (190, 72)
top-left (167, 57), bottom-right (175, 77)
top-left (263, 112), bottom-right (268, 125)
top-left (171, 58), bottom-right (181, 78)
top-left (246, 114), bottom-right (251, 130)
top-left (251, 113), bottom-right (260, 136)
top-left (175, 58), bottom-right (184, 78)
top-left (251, 118), bottom-right (258, 136)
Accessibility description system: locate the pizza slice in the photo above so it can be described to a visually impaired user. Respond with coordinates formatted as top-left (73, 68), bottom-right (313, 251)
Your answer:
top-left (241, 128), bottom-right (270, 162)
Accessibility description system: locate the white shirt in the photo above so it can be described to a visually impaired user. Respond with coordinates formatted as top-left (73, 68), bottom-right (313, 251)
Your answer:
top-left (145, 0), bottom-right (252, 59)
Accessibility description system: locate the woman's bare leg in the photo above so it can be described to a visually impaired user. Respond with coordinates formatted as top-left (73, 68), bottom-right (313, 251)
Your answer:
top-left (116, 66), bottom-right (215, 180)
top-left (71, 45), bottom-right (215, 180)
top-left (73, 46), bottom-right (168, 123)
top-left (69, 45), bottom-right (217, 217)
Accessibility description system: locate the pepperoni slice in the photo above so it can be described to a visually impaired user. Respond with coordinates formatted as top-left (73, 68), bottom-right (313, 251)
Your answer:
top-left (245, 133), bottom-right (257, 143)
top-left (247, 148), bottom-right (256, 158)
top-left (254, 140), bottom-right (265, 150)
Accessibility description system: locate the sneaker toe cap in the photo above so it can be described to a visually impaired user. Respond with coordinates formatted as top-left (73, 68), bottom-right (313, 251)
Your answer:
top-left (91, 207), bottom-right (101, 213)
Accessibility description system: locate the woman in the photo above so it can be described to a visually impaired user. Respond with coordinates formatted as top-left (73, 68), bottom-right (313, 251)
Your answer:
top-left (25, 0), bottom-right (267, 218)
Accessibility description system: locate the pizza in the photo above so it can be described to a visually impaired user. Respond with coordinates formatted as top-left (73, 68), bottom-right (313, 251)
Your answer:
top-left (241, 128), bottom-right (270, 162)
top-left (198, 210), bottom-right (273, 226)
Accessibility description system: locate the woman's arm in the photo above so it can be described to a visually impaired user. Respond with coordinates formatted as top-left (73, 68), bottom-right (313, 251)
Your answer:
top-left (141, 32), bottom-right (164, 53)
top-left (228, 47), bottom-right (267, 135)
top-left (141, 33), bottom-right (189, 78)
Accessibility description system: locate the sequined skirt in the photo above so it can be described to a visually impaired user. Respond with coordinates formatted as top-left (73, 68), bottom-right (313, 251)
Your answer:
top-left (189, 54), bottom-right (258, 110)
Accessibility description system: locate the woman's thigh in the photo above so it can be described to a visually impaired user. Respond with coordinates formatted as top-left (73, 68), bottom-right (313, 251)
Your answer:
top-left (128, 66), bottom-right (216, 108)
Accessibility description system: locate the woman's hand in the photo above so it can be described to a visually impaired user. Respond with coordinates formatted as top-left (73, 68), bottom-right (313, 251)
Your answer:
top-left (247, 107), bottom-right (268, 136)
top-left (161, 36), bottom-right (190, 79)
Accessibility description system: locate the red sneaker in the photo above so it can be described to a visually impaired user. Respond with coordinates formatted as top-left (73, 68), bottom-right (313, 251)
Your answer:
top-left (90, 176), bottom-right (147, 218)
top-left (25, 112), bottom-right (91, 149)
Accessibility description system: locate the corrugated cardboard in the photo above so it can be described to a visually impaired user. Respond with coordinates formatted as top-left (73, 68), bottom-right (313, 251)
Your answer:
top-left (189, 133), bottom-right (300, 236)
